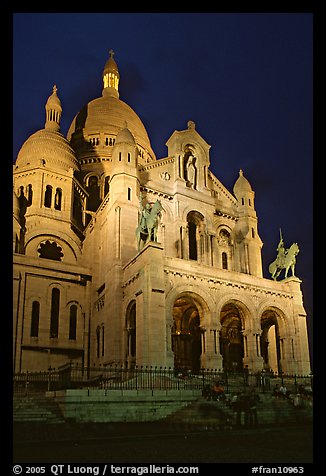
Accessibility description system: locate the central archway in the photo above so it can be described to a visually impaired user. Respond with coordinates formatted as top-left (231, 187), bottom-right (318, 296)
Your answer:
top-left (171, 294), bottom-right (203, 373)
top-left (260, 309), bottom-right (282, 374)
top-left (220, 302), bottom-right (245, 372)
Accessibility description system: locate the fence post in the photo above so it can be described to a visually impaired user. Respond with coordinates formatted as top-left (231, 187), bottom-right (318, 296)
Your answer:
top-left (47, 367), bottom-right (51, 392)
top-left (25, 371), bottom-right (29, 396)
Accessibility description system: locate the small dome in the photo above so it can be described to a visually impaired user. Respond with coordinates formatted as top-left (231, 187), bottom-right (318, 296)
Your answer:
top-left (233, 169), bottom-right (253, 198)
top-left (15, 85), bottom-right (78, 172)
top-left (15, 129), bottom-right (79, 172)
top-left (103, 49), bottom-right (120, 77)
top-left (46, 85), bottom-right (62, 111)
top-left (115, 125), bottom-right (136, 145)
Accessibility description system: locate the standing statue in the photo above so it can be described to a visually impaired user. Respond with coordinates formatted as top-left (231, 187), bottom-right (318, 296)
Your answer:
top-left (183, 145), bottom-right (196, 189)
top-left (269, 230), bottom-right (300, 280)
top-left (186, 153), bottom-right (196, 189)
top-left (136, 192), bottom-right (163, 251)
top-left (275, 229), bottom-right (287, 269)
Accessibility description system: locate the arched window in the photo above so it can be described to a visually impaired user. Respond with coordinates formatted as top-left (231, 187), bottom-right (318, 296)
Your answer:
top-left (222, 252), bottom-right (228, 270)
top-left (87, 176), bottom-right (101, 212)
top-left (127, 153), bottom-right (131, 163)
top-left (96, 326), bottom-right (101, 358)
top-left (104, 176), bottom-right (110, 196)
top-left (126, 301), bottom-right (136, 365)
top-left (44, 185), bottom-right (53, 208)
top-left (27, 184), bottom-right (33, 206)
top-left (188, 222), bottom-right (197, 260)
top-left (127, 187), bottom-right (131, 201)
top-left (50, 288), bottom-right (60, 338)
top-left (69, 305), bottom-right (77, 340)
top-left (73, 191), bottom-right (83, 228)
top-left (30, 301), bottom-right (40, 337)
top-left (101, 325), bottom-right (105, 357)
top-left (186, 211), bottom-right (205, 262)
top-left (54, 188), bottom-right (62, 210)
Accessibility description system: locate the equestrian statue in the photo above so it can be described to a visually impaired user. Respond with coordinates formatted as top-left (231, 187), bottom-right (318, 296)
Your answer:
top-left (269, 229), bottom-right (300, 281)
top-left (136, 192), bottom-right (163, 251)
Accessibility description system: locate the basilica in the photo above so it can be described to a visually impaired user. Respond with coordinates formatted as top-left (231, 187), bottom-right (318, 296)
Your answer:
top-left (13, 51), bottom-right (311, 376)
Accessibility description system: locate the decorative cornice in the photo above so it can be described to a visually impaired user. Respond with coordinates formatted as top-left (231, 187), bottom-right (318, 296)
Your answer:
top-left (208, 171), bottom-right (237, 205)
top-left (140, 186), bottom-right (173, 200)
top-left (215, 210), bottom-right (238, 222)
top-left (164, 267), bottom-right (293, 300)
top-left (138, 156), bottom-right (174, 172)
top-left (122, 272), bottom-right (140, 289)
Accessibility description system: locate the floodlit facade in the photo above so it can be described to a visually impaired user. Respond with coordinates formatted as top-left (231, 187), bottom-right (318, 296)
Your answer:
top-left (13, 51), bottom-right (311, 375)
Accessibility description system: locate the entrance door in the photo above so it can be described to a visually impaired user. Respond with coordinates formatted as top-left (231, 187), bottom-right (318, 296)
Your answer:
top-left (220, 303), bottom-right (244, 372)
top-left (172, 296), bottom-right (202, 373)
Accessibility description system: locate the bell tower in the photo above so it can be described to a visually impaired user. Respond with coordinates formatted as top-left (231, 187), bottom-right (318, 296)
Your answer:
top-left (233, 169), bottom-right (263, 277)
top-left (109, 123), bottom-right (140, 264)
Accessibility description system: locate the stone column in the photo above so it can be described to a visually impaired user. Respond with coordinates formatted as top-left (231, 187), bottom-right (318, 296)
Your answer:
top-left (279, 336), bottom-right (297, 375)
top-left (242, 329), bottom-right (264, 372)
top-left (201, 327), bottom-right (223, 370)
top-left (134, 242), bottom-right (167, 367)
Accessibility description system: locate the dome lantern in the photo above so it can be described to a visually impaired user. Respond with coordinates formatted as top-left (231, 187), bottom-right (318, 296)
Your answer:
top-left (45, 85), bottom-right (62, 132)
top-left (102, 49), bottom-right (120, 98)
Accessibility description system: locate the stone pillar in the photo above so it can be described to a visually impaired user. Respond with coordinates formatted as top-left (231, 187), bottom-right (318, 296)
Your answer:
top-left (165, 322), bottom-right (174, 368)
top-left (134, 242), bottom-right (167, 367)
top-left (183, 225), bottom-right (189, 260)
top-left (242, 329), bottom-right (264, 372)
top-left (279, 336), bottom-right (297, 375)
top-left (202, 327), bottom-right (223, 370)
top-left (283, 277), bottom-right (311, 375)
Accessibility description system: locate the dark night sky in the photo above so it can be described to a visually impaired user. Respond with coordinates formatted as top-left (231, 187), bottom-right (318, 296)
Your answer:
top-left (13, 13), bottom-right (313, 355)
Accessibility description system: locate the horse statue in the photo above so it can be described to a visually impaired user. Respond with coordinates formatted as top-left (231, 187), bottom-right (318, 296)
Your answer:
top-left (136, 197), bottom-right (163, 251)
top-left (269, 241), bottom-right (300, 280)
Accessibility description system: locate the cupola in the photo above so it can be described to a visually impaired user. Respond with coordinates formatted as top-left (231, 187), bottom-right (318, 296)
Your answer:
top-left (102, 49), bottom-right (120, 98)
top-left (45, 85), bottom-right (62, 132)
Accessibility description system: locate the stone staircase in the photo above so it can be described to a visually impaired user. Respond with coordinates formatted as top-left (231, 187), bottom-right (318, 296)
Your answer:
top-left (163, 397), bottom-right (234, 430)
top-left (13, 393), bottom-right (65, 423)
top-left (13, 390), bottom-right (312, 428)
top-left (162, 393), bottom-right (313, 430)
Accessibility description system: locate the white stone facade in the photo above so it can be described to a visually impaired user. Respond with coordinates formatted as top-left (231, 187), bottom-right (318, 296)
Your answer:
top-left (13, 53), bottom-right (311, 375)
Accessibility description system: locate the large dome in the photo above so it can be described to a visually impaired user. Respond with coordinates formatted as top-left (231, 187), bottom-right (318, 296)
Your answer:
top-left (67, 96), bottom-right (156, 163)
top-left (67, 50), bottom-right (156, 164)
top-left (15, 129), bottom-right (79, 172)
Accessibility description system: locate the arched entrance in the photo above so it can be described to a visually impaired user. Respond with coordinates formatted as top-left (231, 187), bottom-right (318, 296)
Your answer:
top-left (260, 310), bottom-right (281, 373)
top-left (125, 301), bottom-right (136, 368)
top-left (220, 302), bottom-right (244, 372)
top-left (171, 294), bottom-right (203, 374)
top-left (187, 211), bottom-right (205, 261)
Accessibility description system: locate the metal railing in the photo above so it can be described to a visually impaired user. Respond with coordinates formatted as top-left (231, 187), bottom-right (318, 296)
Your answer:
top-left (13, 363), bottom-right (313, 397)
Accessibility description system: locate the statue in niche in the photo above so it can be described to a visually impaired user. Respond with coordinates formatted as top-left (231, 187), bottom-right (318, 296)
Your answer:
top-left (218, 230), bottom-right (230, 246)
top-left (184, 145), bottom-right (196, 189)
top-left (136, 192), bottom-right (163, 251)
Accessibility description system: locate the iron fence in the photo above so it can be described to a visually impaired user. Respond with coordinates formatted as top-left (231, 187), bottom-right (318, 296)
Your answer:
top-left (13, 363), bottom-right (313, 397)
